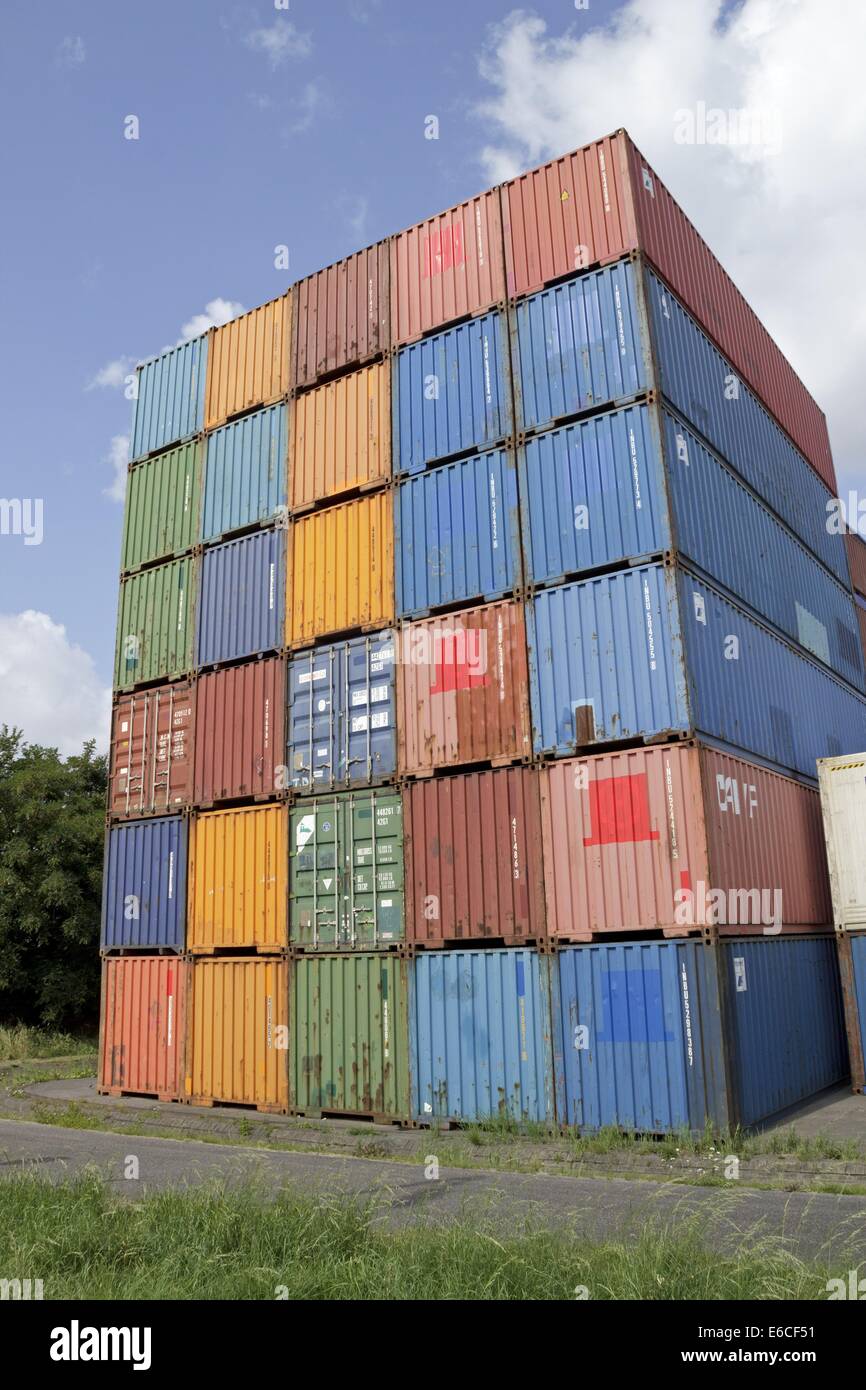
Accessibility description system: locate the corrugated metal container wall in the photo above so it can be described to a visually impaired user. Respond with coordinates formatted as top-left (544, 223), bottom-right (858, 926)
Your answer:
top-left (720, 937), bottom-right (847, 1127)
top-left (398, 600), bottom-right (532, 776)
top-left (286, 631), bottom-right (396, 793)
top-left (101, 816), bottom-right (188, 952)
top-left (289, 790), bottom-right (403, 949)
top-left (395, 448), bottom-right (521, 618)
top-left (188, 805), bottom-right (288, 952)
top-left (410, 950), bottom-right (554, 1124)
top-left (202, 404), bottom-right (288, 543)
top-left (99, 957), bottom-right (189, 1099)
top-left (187, 958), bottom-right (289, 1110)
top-left (197, 528), bottom-right (286, 667)
top-left (286, 492), bottom-right (393, 647)
top-left (392, 310), bottom-right (512, 474)
top-left (818, 753), bottom-right (866, 931)
top-left (857, 600), bottom-right (866, 670)
top-left (404, 767), bottom-right (546, 945)
top-left (293, 242), bottom-right (390, 389)
top-left (846, 532), bottom-right (866, 599)
top-left (130, 336), bottom-right (207, 462)
top-left (837, 933), bottom-right (866, 1092)
top-left (290, 954), bottom-right (410, 1119)
top-left (290, 362), bottom-right (390, 512)
top-left (391, 191), bottom-right (505, 345)
top-left (194, 657), bottom-right (285, 806)
top-left (540, 744), bottom-right (832, 941)
top-left (513, 260), bottom-right (647, 433)
top-left (552, 940), bottom-right (730, 1133)
top-left (644, 266), bottom-right (846, 586)
top-left (623, 134), bottom-right (836, 492)
top-left (121, 441), bottom-right (201, 573)
top-left (114, 555), bottom-right (196, 690)
top-left (501, 131), bottom-right (637, 297)
top-left (109, 681), bottom-right (195, 819)
top-left (204, 294), bottom-right (291, 431)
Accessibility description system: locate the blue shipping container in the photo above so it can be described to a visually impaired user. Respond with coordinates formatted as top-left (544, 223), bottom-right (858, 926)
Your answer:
top-left (196, 528), bottom-right (285, 667)
top-left (101, 816), bottom-right (187, 951)
top-left (395, 448), bottom-right (521, 618)
top-left (411, 949), bottom-right (554, 1125)
top-left (393, 310), bottom-right (512, 474)
top-left (526, 562), bottom-right (866, 776)
top-left (130, 336), bottom-right (207, 463)
top-left (287, 629), bottom-right (396, 793)
top-left (519, 401), bottom-right (864, 688)
top-left (202, 403), bottom-right (288, 542)
top-left (552, 940), bottom-right (729, 1134)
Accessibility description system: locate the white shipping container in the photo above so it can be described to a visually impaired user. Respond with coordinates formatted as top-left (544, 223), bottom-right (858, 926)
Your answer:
top-left (818, 752), bottom-right (866, 930)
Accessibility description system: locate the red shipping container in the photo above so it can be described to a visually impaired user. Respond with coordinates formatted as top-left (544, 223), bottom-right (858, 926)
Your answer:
top-left (397, 599), bottom-right (531, 776)
top-left (846, 532), bottom-right (866, 600)
top-left (194, 657), bottom-right (285, 805)
top-left (404, 766), bottom-right (546, 945)
top-left (293, 241), bottom-right (390, 389)
top-left (391, 190), bottom-right (505, 345)
top-left (98, 956), bottom-right (189, 1100)
top-left (541, 742), bottom-right (832, 941)
top-left (501, 128), bottom-right (835, 493)
top-left (109, 681), bottom-right (195, 819)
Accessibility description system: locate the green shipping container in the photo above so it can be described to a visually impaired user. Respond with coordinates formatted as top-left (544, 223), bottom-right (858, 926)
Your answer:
top-left (114, 555), bottom-right (197, 690)
top-left (290, 954), bottom-right (410, 1120)
top-left (121, 440), bottom-right (202, 573)
top-left (290, 790), bottom-right (404, 949)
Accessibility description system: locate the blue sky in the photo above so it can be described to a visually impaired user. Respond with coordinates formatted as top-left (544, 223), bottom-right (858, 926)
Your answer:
top-left (1, 0), bottom-right (862, 752)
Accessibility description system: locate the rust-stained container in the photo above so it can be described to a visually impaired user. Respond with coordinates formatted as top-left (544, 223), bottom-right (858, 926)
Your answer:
top-left (188, 805), bottom-right (288, 953)
top-left (286, 492), bottom-right (394, 647)
top-left (290, 954), bottom-right (410, 1120)
top-left (205, 293), bottom-right (292, 431)
top-left (501, 129), bottom-right (835, 492)
top-left (541, 742), bottom-right (833, 942)
top-left (837, 933), bottom-right (866, 1093)
top-left (186, 957), bottom-right (289, 1111)
top-left (293, 242), bottom-right (390, 389)
top-left (109, 681), bottom-right (195, 818)
top-left (391, 190), bottom-right (506, 345)
top-left (290, 361), bottom-right (391, 512)
top-left (397, 599), bottom-right (532, 776)
top-left (98, 956), bottom-right (189, 1100)
top-left (404, 766), bottom-right (546, 945)
top-left (847, 532), bottom-right (866, 600)
top-left (194, 658), bottom-right (285, 806)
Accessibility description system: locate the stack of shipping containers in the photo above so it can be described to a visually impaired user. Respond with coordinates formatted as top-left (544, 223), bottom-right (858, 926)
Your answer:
top-left (99, 128), bottom-right (866, 1134)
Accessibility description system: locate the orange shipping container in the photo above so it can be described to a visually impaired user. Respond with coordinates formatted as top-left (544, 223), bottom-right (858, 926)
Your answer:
top-left (186, 957), bottom-right (289, 1111)
top-left (397, 599), bottom-right (532, 776)
top-left (291, 361), bottom-right (391, 512)
top-left (205, 293), bottom-right (292, 430)
top-left (98, 956), bottom-right (189, 1101)
top-left (287, 492), bottom-right (394, 647)
top-left (188, 805), bottom-right (288, 952)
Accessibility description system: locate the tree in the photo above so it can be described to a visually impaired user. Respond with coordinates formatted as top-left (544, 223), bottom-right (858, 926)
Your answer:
top-left (0, 726), bottom-right (106, 1028)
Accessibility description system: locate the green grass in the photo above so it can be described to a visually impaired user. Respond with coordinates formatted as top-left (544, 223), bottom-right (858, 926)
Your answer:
top-left (0, 1170), bottom-right (850, 1300)
top-left (0, 1025), bottom-right (96, 1062)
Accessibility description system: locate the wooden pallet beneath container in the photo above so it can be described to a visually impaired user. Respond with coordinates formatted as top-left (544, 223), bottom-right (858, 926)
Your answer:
top-left (187, 1096), bottom-right (288, 1115)
top-left (549, 925), bottom-right (712, 947)
top-left (290, 1107), bottom-right (406, 1127)
top-left (188, 945), bottom-right (289, 957)
top-left (97, 1086), bottom-right (183, 1104)
top-left (400, 754), bottom-right (529, 782)
top-left (407, 935), bottom-right (549, 953)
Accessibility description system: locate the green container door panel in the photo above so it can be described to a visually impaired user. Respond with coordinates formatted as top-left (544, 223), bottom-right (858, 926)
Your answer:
top-left (290, 791), bottom-right (404, 948)
top-left (291, 954), bottom-right (411, 1119)
top-left (114, 555), bottom-right (197, 689)
top-left (121, 440), bottom-right (202, 572)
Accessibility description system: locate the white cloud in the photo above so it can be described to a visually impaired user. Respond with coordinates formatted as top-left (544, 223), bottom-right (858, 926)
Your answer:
top-left (56, 36), bottom-right (86, 68)
top-left (348, 0), bottom-right (383, 23)
top-left (0, 612), bottom-right (111, 755)
top-left (86, 356), bottom-right (134, 391)
top-left (179, 297), bottom-right (245, 342)
top-left (474, 0), bottom-right (866, 496)
top-left (246, 19), bottom-right (312, 68)
top-left (288, 81), bottom-right (327, 135)
top-left (336, 194), bottom-right (369, 244)
top-left (103, 434), bottom-right (130, 503)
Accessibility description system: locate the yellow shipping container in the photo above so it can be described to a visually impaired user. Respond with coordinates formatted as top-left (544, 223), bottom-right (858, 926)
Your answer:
top-left (287, 492), bottom-right (394, 647)
top-left (290, 361), bottom-right (391, 511)
top-left (205, 293), bottom-right (292, 430)
top-left (186, 957), bottom-right (289, 1111)
top-left (188, 805), bottom-right (288, 952)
